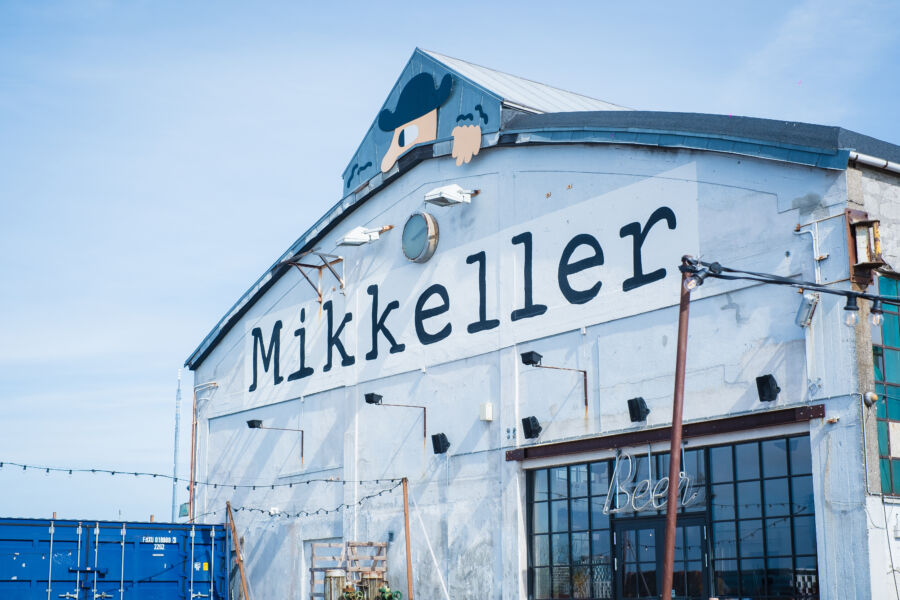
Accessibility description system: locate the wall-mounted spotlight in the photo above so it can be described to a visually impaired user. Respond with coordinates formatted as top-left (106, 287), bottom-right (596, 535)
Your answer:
top-left (338, 225), bottom-right (393, 247)
top-left (627, 397), bottom-right (651, 423)
top-left (520, 351), bottom-right (542, 366)
top-left (843, 295), bottom-right (860, 327)
top-left (756, 375), bottom-right (781, 403)
top-left (795, 293), bottom-right (819, 328)
top-left (521, 416), bottom-right (542, 439)
top-left (424, 184), bottom-right (478, 207)
top-left (363, 393), bottom-right (426, 440)
top-left (520, 350), bottom-right (589, 418)
top-left (431, 433), bottom-right (451, 454)
top-left (246, 420), bottom-right (304, 465)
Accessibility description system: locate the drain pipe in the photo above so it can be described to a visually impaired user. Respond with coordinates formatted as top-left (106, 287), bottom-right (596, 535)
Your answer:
top-left (849, 151), bottom-right (900, 175)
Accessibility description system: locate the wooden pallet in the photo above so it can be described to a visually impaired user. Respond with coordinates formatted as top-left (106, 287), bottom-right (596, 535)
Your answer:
top-left (310, 542), bottom-right (346, 600)
top-left (345, 541), bottom-right (387, 580)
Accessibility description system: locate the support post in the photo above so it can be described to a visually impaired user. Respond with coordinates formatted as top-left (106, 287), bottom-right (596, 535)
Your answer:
top-left (189, 388), bottom-right (197, 522)
top-left (660, 258), bottom-right (693, 599)
top-left (402, 477), bottom-right (414, 600)
top-left (227, 502), bottom-right (251, 600)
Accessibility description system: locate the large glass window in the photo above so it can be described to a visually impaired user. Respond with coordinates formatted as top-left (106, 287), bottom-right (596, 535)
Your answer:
top-left (873, 275), bottom-right (900, 494)
top-left (526, 435), bottom-right (817, 600)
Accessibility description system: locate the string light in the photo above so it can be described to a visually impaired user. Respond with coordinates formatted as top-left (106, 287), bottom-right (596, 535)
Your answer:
top-left (0, 460), bottom-right (402, 490)
top-left (230, 481), bottom-right (403, 520)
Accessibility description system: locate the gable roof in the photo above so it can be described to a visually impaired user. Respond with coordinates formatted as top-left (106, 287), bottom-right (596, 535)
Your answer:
top-left (421, 49), bottom-right (628, 114)
top-left (184, 50), bottom-right (898, 372)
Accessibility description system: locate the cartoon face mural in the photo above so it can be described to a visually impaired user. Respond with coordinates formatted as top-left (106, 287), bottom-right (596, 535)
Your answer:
top-left (378, 73), bottom-right (453, 172)
top-left (343, 50), bottom-right (502, 192)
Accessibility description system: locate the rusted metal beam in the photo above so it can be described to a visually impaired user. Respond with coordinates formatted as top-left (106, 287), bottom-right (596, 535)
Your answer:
top-left (505, 404), bottom-right (825, 462)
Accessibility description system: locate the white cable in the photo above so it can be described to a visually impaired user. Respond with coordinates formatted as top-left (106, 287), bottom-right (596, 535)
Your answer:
top-left (409, 490), bottom-right (451, 600)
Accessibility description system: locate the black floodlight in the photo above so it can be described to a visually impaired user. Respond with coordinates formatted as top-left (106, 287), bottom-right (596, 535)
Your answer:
top-left (522, 416), bottom-right (542, 439)
top-left (431, 433), bottom-right (450, 454)
top-left (627, 398), bottom-right (651, 422)
top-left (756, 374), bottom-right (781, 403)
top-left (246, 419), bottom-right (263, 429)
top-left (365, 393), bottom-right (383, 405)
top-left (520, 351), bottom-right (543, 366)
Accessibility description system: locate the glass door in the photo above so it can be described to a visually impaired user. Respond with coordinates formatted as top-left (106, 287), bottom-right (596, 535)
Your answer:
top-left (614, 516), bottom-right (707, 600)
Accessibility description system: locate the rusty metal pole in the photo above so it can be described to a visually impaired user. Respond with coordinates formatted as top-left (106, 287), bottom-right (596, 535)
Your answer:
top-left (402, 477), bottom-right (414, 600)
top-left (660, 258), bottom-right (693, 599)
top-left (227, 501), bottom-right (251, 600)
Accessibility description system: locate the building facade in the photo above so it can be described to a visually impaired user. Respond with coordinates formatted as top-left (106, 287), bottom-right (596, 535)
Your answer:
top-left (185, 49), bottom-right (900, 599)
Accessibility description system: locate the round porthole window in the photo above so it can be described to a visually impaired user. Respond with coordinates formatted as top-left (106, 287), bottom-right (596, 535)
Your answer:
top-left (401, 212), bottom-right (439, 263)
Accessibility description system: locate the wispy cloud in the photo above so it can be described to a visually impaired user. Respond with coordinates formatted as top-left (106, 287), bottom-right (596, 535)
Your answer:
top-left (716, 0), bottom-right (897, 125)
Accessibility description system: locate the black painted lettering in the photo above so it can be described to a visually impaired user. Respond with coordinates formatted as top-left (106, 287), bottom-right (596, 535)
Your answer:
top-left (323, 301), bottom-right (355, 371)
top-left (415, 284), bottom-right (452, 345)
top-left (557, 234), bottom-right (604, 304)
top-left (620, 206), bottom-right (677, 292)
top-left (366, 284), bottom-right (405, 360)
top-left (248, 321), bottom-right (284, 392)
top-left (466, 251), bottom-right (499, 334)
top-left (511, 232), bottom-right (548, 321)
top-left (287, 308), bottom-right (314, 381)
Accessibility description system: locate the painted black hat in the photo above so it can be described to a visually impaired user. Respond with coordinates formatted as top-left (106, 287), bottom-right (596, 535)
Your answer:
top-left (378, 73), bottom-right (453, 132)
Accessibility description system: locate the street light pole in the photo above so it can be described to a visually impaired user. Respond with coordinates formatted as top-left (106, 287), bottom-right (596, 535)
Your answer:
top-left (660, 256), bottom-right (693, 599)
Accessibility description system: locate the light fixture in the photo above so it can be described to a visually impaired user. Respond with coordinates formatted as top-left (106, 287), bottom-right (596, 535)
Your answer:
top-left (627, 397), bottom-right (651, 422)
top-left (246, 419), bottom-right (305, 465)
top-left (521, 416), bottom-right (542, 439)
top-left (864, 391), bottom-right (880, 408)
top-left (872, 299), bottom-right (885, 327)
top-left (338, 225), bottom-right (393, 247)
top-left (683, 269), bottom-right (709, 291)
top-left (424, 184), bottom-right (478, 207)
top-left (520, 350), bottom-right (589, 418)
top-left (520, 351), bottom-right (542, 366)
top-left (756, 375), bottom-right (781, 403)
top-left (795, 293), bottom-right (819, 328)
top-left (364, 393), bottom-right (426, 439)
top-left (431, 433), bottom-right (450, 454)
top-left (844, 295), bottom-right (860, 327)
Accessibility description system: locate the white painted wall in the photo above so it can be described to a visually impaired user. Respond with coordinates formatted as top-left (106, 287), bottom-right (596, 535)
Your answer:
top-left (191, 142), bottom-right (886, 599)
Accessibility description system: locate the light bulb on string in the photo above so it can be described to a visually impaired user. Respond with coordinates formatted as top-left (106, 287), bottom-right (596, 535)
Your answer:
top-left (683, 269), bottom-right (709, 292)
top-left (844, 295), bottom-right (860, 327)
top-left (871, 299), bottom-right (885, 326)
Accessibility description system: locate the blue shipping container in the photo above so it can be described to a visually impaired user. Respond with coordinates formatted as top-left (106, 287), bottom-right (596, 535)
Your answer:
top-left (0, 517), bottom-right (228, 599)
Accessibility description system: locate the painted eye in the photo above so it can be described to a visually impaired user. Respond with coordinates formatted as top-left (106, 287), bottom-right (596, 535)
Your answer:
top-left (398, 124), bottom-right (418, 148)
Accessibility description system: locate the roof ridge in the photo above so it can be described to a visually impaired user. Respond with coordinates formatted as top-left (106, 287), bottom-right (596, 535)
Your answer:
top-left (419, 48), bottom-right (630, 110)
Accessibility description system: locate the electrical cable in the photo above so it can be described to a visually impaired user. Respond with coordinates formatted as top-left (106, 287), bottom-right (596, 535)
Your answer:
top-left (230, 480), bottom-right (402, 519)
top-left (0, 460), bottom-right (402, 489)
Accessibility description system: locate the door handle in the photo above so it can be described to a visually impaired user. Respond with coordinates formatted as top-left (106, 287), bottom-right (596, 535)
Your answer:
top-left (94, 593), bottom-right (114, 599)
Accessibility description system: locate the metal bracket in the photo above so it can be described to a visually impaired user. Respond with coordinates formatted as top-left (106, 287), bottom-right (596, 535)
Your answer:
top-left (283, 251), bottom-right (344, 304)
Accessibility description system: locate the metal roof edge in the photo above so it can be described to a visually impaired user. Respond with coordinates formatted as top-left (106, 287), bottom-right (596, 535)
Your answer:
top-left (185, 110), bottom-right (899, 370)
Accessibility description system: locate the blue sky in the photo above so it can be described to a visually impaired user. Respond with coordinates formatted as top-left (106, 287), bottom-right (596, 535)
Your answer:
top-left (1, 0), bottom-right (898, 521)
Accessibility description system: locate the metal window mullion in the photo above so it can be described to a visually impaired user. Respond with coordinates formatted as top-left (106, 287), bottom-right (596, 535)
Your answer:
top-left (731, 444), bottom-right (743, 598)
top-left (566, 465), bottom-right (574, 599)
top-left (703, 446), bottom-right (713, 597)
top-left (758, 441), bottom-right (771, 598)
top-left (786, 435), bottom-right (799, 588)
